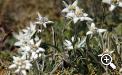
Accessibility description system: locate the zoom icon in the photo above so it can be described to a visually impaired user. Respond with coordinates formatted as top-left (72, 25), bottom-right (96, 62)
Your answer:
top-left (101, 54), bottom-right (112, 65)
top-left (100, 54), bottom-right (116, 69)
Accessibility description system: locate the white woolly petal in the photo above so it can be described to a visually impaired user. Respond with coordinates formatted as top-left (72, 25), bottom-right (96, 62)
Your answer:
top-left (83, 13), bottom-right (88, 17)
top-left (43, 23), bottom-right (47, 28)
top-left (62, 1), bottom-right (68, 7)
top-left (25, 65), bottom-right (31, 70)
top-left (110, 63), bottom-right (116, 69)
top-left (77, 37), bottom-right (86, 48)
top-left (19, 32), bottom-right (24, 37)
top-left (25, 46), bottom-right (31, 52)
top-left (72, 0), bottom-right (78, 6)
top-left (30, 22), bottom-right (36, 30)
top-left (91, 23), bottom-right (96, 28)
top-left (30, 31), bottom-right (36, 37)
top-left (84, 17), bottom-right (93, 21)
top-left (110, 51), bottom-right (114, 54)
top-left (21, 70), bottom-right (27, 75)
top-left (38, 29), bottom-right (42, 33)
top-left (67, 46), bottom-right (73, 50)
top-left (25, 63), bottom-right (32, 70)
top-left (36, 48), bottom-right (45, 53)
top-left (37, 12), bottom-right (42, 20)
top-left (24, 60), bottom-right (30, 63)
top-left (86, 31), bottom-right (93, 35)
top-left (36, 40), bottom-right (42, 47)
top-left (9, 64), bottom-right (17, 69)
top-left (12, 32), bottom-right (20, 40)
top-left (97, 29), bottom-right (107, 33)
top-left (119, 68), bottom-right (122, 74)
top-left (75, 6), bottom-right (80, 12)
top-left (47, 21), bottom-right (54, 23)
top-left (14, 41), bottom-right (22, 46)
top-left (31, 52), bottom-right (38, 60)
top-left (118, 2), bottom-right (122, 7)
top-left (102, 0), bottom-right (111, 4)
top-left (71, 36), bottom-right (75, 42)
top-left (22, 52), bottom-right (29, 58)
top-left (64, 39), bottom-right (73, 49)
top-left (21, 55), bottom-right (26, 60)
top-left (13, 56), bottom-right (19, 61)
top-left (34, 36), bottom-right (39, 41)
top-left (64, 40), bottom-right (72, 46)
top-left (80, 17), bottom-right (85, 21)
top-left (29, 39), bottom-right (34, 45)
top-left (62, 8), bottom-right (69, 13)
top-left (98, 54), bottom-right (103, 57)
top-left (66, 12), bottom-right (75, 18)
top-left (73, 17), bottom-right (79, 23)
top-left (109, 4), bottom-right (116, 11)
top-left (90, 23), bottom-right (97, 31)
top-left (38, 54), bottom-right (42, 57)
top-left (15, 68), bottom-right (20, 73)
top-left (35, 21), bottom-right (41, 24)
top-left (22, 29), bottom-right (28, 33)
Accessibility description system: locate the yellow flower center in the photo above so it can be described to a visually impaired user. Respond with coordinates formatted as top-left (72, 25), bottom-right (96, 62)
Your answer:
top-left (31, 44), bottom-right (38, 51)
top-left (75, 8), bottom-right (84, 17)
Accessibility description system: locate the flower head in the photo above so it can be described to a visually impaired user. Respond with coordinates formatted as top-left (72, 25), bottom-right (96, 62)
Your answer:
top-left (86, 22), bottom-right (107, 35)
top-left (75, 37), bottom-right (86, 48)
top-left (98, 49), bottom-right (114, 56)
top-left (64, 36), bottom-right (86, 50)
top-left (66, 6), bottom-right (93, 23)
top-left (13, 23), bottom-right (36, 47)
top-left (29, 39), bottom-right (45, 60)
top-left (19, 39), bottom-right (45, 60)
top-left (62, 0), bottom-right (78, 13)
top-left (9, 55), bottom-right (32, 75)
top-left (13, 31), bottom-right (31, 47)
top-left (64, 39), bottom-right (73, 50)
top-left (22, 22), bottom-right (36, 36)
top-left (35, 12), bottom-right (53, 28)
top-left (102, 0), bottom-right (122, 11)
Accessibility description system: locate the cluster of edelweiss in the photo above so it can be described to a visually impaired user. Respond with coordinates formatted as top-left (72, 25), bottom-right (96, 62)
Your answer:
top-left (9, 0), bottom-right (122, 75)
top-left (9, 13), bottom-right (53, 75)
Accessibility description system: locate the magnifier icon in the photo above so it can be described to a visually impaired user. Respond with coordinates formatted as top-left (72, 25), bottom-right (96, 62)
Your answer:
top-left (101, 54), bottom-right (116, 69)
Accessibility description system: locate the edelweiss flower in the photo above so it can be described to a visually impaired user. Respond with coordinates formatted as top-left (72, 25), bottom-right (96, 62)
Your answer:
top-left (64, 37), bottom-right (74, 50)
top-left (62, 0), bottom-right (78, 13)
top-left (86, 23), bottom-right (107, 35)
top-left (29, 39), bottom-right (45, 60)
top-left (9, 55), bottom-right (32, 75)
top-left (64, 36), bottom-right (86, 50)
top-left (64, 39), bottom-right (73, 50)
top-left (75, 37), bottom-right (86, 48)
top-left (13, 31), bottom-right (31, 47)
top-left (66, 7), bottom-right (93, 23)
top-left (35, 12), bottom-right (53, 28)
top-left (98, 49), bottom-right (114, 56)
top-left (20, 39), bottom-right (45, 60)
top-left (13, 22), bottom-right (37, 47)
top-left (102, 0), bottom-right (122, 11)
top-left (22, 22), bottom-right (36, 37)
